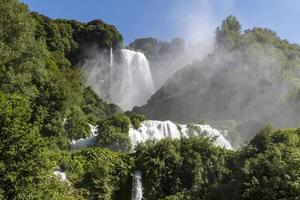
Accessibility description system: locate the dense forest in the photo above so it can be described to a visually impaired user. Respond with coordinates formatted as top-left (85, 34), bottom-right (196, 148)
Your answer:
top-left (0, 0), bottom-right (300, 200)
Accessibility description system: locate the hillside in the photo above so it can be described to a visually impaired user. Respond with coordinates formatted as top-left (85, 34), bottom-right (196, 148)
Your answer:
top-left (133, 16), bottom-right (300, 141)
top-left (1, 1), bottom-right (300, 200)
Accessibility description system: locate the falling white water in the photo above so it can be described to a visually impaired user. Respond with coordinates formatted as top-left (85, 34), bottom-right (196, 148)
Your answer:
top-left (70, 125), bottom-right (97, 149)
top-left (70, 120), bottom-right (232, 150)
top-left (110, 49), bottom-right (154, 111)
top-left (128, 121), bottom-right (231, 200)
top-left (132, 170), bottom-right (143, 200)
top-left (53, 170), bottom-right (67, 182)
top-left (69, 120), bottom-right (231, 200)
top-left (109, 47), bottom-right (114, 94)
top-left (110, 47), bottom-right (114, 68)
top-left (129, 120), bottom-right (232, 149)
top-left (84, 48), bottom-right (155, 111)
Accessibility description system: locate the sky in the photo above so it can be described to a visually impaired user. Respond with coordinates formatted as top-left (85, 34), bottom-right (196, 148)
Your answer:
top-left (21, 0), bottom-right (300, 45)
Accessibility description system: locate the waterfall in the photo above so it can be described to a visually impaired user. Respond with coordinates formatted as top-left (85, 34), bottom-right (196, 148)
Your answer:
top-left (110, 47), bottom-right (114, 68)
top-left (110, 47), bottom-right (114, 95)
top-left (132, 170), bottom-right (143, 200)
top-left (69, 120), bottom-right (232, 150)
top-left (129, 120), bottom-right (232, 149)
top-left (84, 48), bottom-right (154, 111)
top-left (128, 121), bottom-right (231, 200)
top-left (70, 125), bottom-right (97, 149)
top-left (53, 170), bottom-right (67, 182)
top-left (69, 120), bottom-right (232, 200)
top-left (110, 49), bottom-right (154, 111)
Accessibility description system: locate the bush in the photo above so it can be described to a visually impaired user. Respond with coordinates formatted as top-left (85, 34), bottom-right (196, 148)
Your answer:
top-left (96, 113), bottom-right (131, 152)
top-left (58, 148), bottom-right (134, 200)
top-left (134, 137), bottom-right (230, 199)
top-left (64, 108), bottom-right (91, 140)
top-left (129, 114), bottom-right (146, 129)
top-left (210, 127), bottom-right (300, 200)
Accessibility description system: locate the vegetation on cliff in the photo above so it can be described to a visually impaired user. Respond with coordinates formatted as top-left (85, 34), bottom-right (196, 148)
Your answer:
top-left (132, 15), bottom-right (300, 144)
top-left (0, 1), bottom-right (299, 199)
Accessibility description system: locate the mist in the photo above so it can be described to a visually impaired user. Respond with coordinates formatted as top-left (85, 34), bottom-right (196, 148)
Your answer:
top-left (82, 1), bottom-right (228, 111)
top-left (83, 47), bottom-right (155, 111)
top-left (82, 1), bottom-right (300, 147)
top-left (134, 33), bottom-right (300, 146)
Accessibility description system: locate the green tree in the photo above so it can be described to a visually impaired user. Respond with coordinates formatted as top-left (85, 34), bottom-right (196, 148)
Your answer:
top-left (240, 128), bottom-right (300, 200)
top-left (210, 127), bottom-right (300, 200)
top-left (216, 15), bottom-right (241, 49)
top-left (96, 114), bottom-right (131, 152)
top-left (129, 114), bottom-right (146, 129)
top-left (0, 0), bottom-right (46, 97)
top-left (135, 137), bottom-right (230, 200)
top-left (64, 107), bottom-right (91, 140)
top-left (81, 86), bottom-right (121, 122)
top-left (0, 92), bottom-right (81, 199)
top-left (60, 148), bottom-right (134, 200)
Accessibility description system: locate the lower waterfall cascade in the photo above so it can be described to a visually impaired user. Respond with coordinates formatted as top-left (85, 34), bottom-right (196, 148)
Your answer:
top-left (131, 171), bottom-right (143, 200)
top-left (129, 120), bottom-right (232, 149)
top-left (70, 120), bottom-right (232, 150)
top-left (70, 125), bottom-right (97, 149)
top-left (69, 120), bottom-right (233, 199)
top-left (53, 170), bottom-right (67, 182)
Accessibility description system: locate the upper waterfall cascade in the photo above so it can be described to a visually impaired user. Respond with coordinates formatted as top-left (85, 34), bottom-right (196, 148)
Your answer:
top-left (111, 49), bottom-right (154, 111)
top-left (84, 48), bottom-right (155, 111)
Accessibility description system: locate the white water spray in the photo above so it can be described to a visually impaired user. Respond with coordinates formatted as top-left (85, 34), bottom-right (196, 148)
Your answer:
top-left (109, 47), bottom-right (114, 95)
top-left (129, 120), bottom-right (232, 149)
top-left (110, 49), bottom-right (154, 110)
top-left (69, 120), bottom-right (232, 200)
top-left (70, 120), bottom-right (232, 150)
top-left (132, 170), bottom-right (143, 200)
top-left (110, 47), bottom-right (114, 68)
top-left (53, 170), bottom-right (67, 182)
top-left (70, 125), bottom-right (97, 149)
top-left (84, 49), bottom-right (155, 111)
top-left (128, 120), bottom-right (231, 199)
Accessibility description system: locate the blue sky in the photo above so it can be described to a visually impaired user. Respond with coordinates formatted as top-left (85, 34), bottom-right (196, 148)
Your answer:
top-left (21, 0), bottom-right (300, 45)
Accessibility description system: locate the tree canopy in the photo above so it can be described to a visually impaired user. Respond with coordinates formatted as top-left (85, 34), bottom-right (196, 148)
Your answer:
top-left (0, 1), bottom-right (300, 199)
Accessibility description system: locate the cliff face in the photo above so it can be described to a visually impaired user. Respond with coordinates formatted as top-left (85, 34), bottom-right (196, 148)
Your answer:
top-left (132, 36), bottom-right (300, 128)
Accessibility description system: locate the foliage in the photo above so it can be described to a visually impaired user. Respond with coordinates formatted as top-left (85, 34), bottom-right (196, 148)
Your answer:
top-left (1, 1), bottom-right (300, 199)
top-left (133, 15), bottom-right (300, 144)
top-left (32, 13), bottom-right (123, 65)
top-left (129, 114), bottom-right (146, 129)
top-left (0, 0), bottom-right (46, 97)
top-left (129, 37), bottom-right (185, 60)
top-left (69, 19), bottom-right (123, 64)
top-left (32, 13), bottom-right (78, 57)
top-left (240, 127), bottom-right (300, 200)
top-left (0, 0), bottom-right (125, 198)
top-left (64, 107), bottom-right (91, 140)
top-left (58, 148), bottom-right (134, 200)
top-left (134, 137), bottom-right (230, 200)
top-left (96, 114), bottom-right (132, 152)
top-left (134, 127), bottom-right (300, 200)
top-left (82, 86), bottom-right (122, 122)
top-left (216, 15), bottom-right (242, 50)
top-left (210, 126), bottom-right (300, 200)
top-left (76, 19), bottom-right (122, 48)
top-left (0, 92), bottom-right (82, 199)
